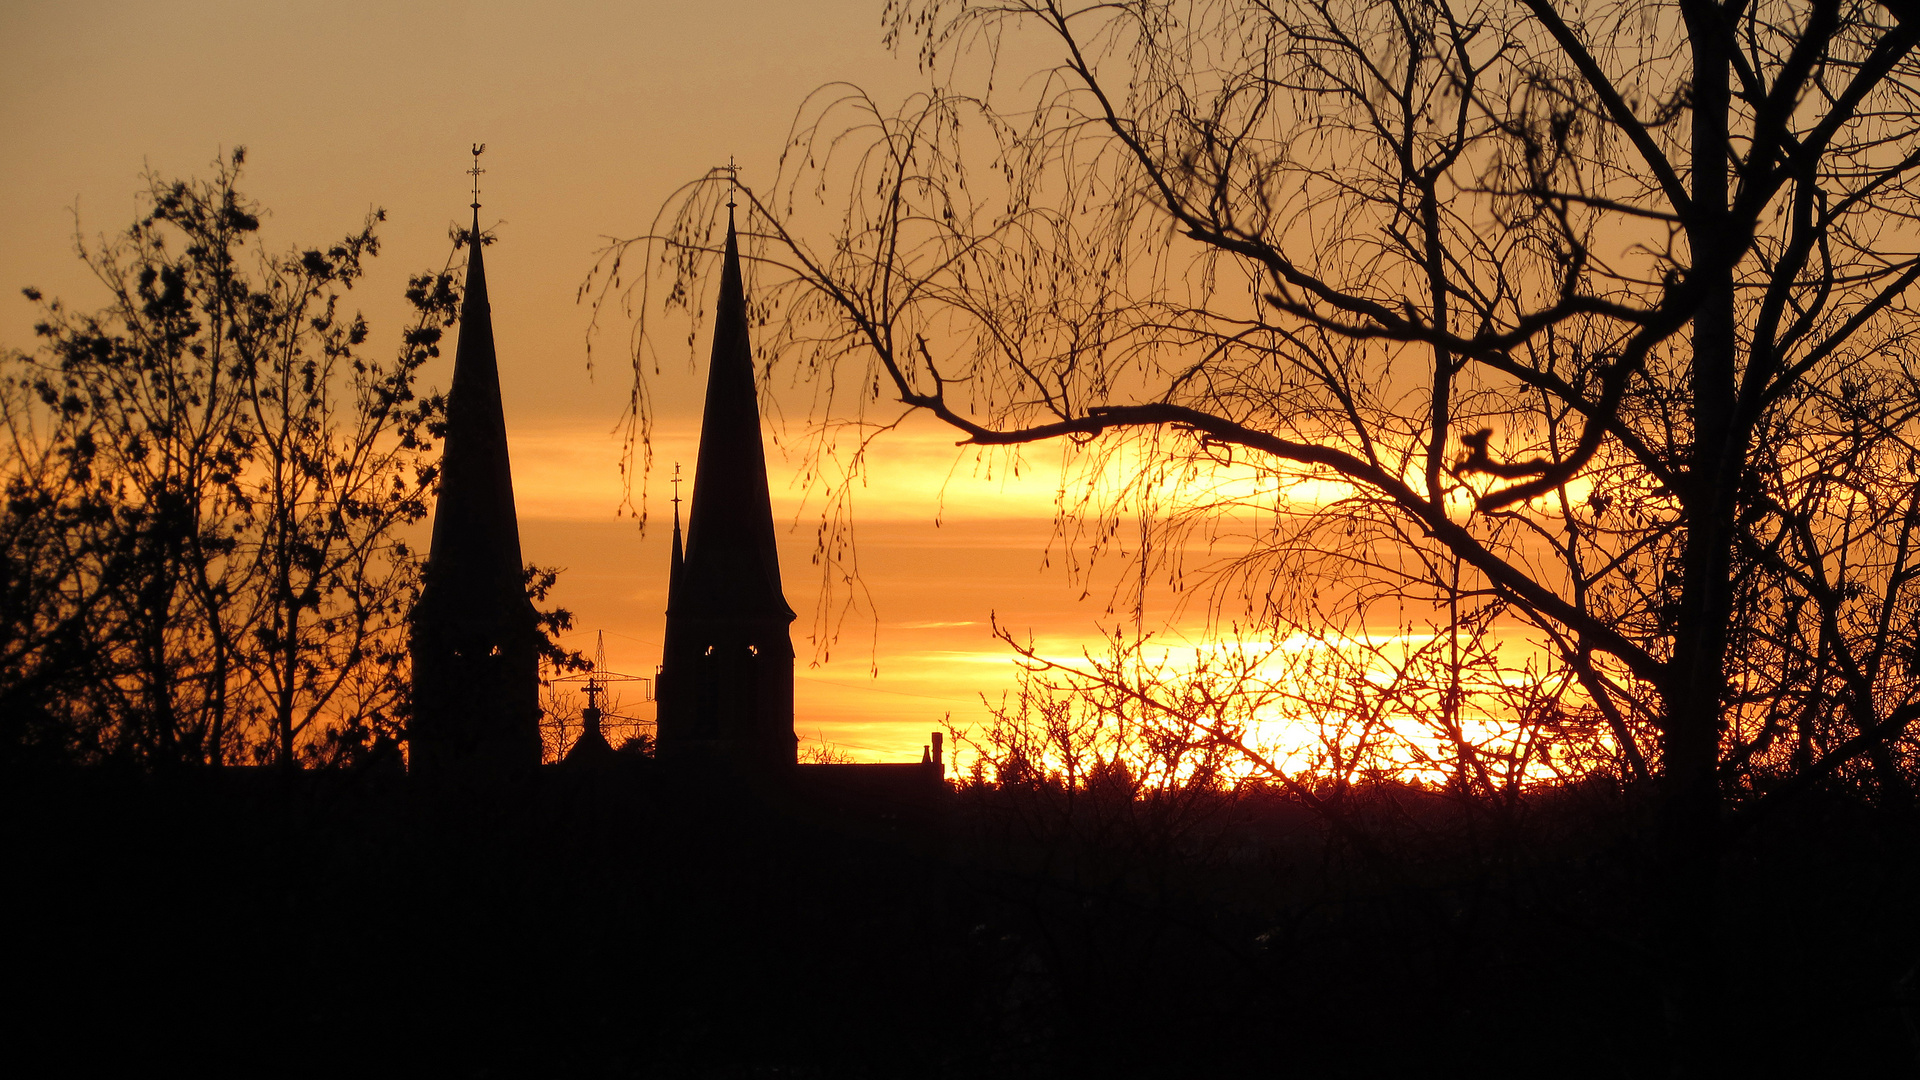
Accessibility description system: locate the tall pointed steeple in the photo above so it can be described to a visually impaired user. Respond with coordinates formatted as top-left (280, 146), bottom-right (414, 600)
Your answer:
top-left (656, 202), bottom-right (798, 769)
top-left (409, 148), bottom-right (541, 778)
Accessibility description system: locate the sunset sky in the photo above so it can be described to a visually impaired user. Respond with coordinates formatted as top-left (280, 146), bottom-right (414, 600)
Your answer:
top-left (0, 0), bottom-right (1187, 762)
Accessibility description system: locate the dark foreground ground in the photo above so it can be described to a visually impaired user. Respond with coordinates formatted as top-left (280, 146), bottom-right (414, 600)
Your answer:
top-left (6, 766), bottom-right (1918, 1077)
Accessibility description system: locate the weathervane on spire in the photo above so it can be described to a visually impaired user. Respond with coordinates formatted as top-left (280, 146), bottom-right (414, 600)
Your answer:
top-left (468, 143), bottom-right (487, 211)
top-left (670, 462), bottom-right (683, 514)
top-left (715, 155), bottom-right (739, 209)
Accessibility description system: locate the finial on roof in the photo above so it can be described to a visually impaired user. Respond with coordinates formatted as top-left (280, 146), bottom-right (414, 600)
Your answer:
top-left (668, 461), bottom-right (686, 582)
top-left (468, 143), bottom-right (487, 211)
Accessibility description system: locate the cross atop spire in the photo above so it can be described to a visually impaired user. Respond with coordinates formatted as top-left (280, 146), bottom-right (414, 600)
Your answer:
top-left (469, 143), bottom-right (487, 210)
top-left (715, 155), bottom-right (739, 209)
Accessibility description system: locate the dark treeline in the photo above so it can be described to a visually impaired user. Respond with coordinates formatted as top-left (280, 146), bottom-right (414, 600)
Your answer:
top-left (6, 760), bottom-right (1914, 1075)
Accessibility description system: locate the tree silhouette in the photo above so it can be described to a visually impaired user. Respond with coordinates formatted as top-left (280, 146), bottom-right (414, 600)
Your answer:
top-left (4, 150), bottom-right (454, 768)
top-left (596, 0), bottom-right (1920, 1066)
top-left (0, 374), bottom-right (128, 763)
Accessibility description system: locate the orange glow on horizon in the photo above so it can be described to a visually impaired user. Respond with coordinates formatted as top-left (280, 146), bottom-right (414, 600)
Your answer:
top-left (3, 2), bottom-right (1608, 780)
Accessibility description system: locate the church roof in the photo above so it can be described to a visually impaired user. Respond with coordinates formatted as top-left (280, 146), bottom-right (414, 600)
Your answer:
top-left (675, 210), bottom-right (794, 624)
top-left (418, 209), bottom-right (531, 620)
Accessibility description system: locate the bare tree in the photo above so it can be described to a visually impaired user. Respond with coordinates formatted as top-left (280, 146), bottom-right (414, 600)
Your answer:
top-left (596, 0), bottom-right (1920, 1063)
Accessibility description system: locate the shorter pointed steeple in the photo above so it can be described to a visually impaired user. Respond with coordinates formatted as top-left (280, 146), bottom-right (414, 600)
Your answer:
top-left (668, 462), bottom-right (685, 597)
top-left (409, 149), bottom-right (541, 779)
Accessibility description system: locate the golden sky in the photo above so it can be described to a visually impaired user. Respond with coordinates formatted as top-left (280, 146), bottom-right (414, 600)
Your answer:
top-left (0, 0), bottom-right (1188, 762)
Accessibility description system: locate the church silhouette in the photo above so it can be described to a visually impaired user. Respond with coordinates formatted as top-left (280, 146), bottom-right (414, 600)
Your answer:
top-left (409, 171), bottom-right (946, 816)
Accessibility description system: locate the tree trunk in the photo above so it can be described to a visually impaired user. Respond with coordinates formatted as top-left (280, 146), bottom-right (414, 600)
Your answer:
top-left (1663, 5), bottom-right (1738, 1074)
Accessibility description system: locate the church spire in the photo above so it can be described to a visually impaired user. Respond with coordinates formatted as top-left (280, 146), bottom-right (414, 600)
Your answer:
top-left (409, 145), bottom-right (541, 779)
top-left (655, 187), bottom-right (798, 769)
top-left (677, 207), bottom-right (793, 621)
top-left (420, 147), bottom-right (525, 616)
